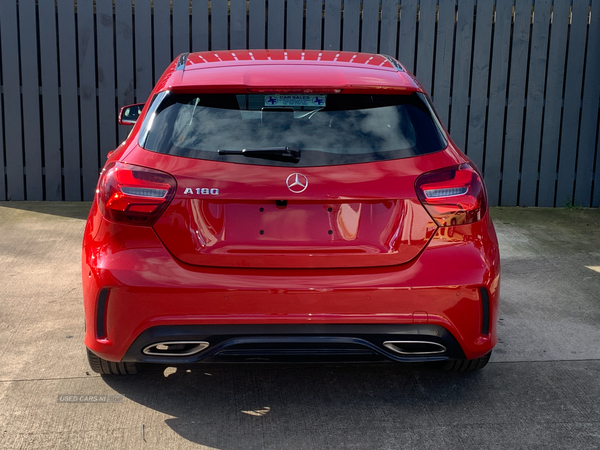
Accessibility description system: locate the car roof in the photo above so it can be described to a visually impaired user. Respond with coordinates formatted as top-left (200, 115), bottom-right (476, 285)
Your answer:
top-left (155, 50), bottom-right (422, 94)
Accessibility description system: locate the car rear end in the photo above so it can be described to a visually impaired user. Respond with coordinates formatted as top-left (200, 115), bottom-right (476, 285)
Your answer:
top-left (82, 50), bottom-right (500, 372)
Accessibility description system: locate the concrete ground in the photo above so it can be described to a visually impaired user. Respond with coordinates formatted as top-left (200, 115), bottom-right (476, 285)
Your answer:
top-left (0, 202), bottom-right (599, 449)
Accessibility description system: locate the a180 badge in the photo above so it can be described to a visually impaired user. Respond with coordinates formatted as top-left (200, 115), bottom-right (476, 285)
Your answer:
top-left (183, 188), bottom-right (219, 195)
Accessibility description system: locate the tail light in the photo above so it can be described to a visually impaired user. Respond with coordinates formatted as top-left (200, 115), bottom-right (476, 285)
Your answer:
top-left (96, 162), bottom-right (176, 226)
top-left (415, 163), bottom-right (487, 226)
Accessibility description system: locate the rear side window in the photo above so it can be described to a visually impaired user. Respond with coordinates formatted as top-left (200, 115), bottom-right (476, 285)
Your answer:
top-left (140, 92), bottom-right (447, 167)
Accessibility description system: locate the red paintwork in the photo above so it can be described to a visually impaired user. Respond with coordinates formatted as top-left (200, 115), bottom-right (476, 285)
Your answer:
top-left (129, 149), bottom-right (461, 269)
top-left (82, 50), bottom-right (500, 363)
top-left (82, 214), bottom-right (499, 361)
top-left (153, 198), bottom-right (435, 268)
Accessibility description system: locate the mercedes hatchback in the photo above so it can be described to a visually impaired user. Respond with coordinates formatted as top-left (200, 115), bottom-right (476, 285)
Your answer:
top-left (83, 50), bottom-right (500, 375)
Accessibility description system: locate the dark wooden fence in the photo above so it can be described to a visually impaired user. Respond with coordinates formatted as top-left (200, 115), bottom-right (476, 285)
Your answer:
top-left (0, 0), bottom-right (598, 206)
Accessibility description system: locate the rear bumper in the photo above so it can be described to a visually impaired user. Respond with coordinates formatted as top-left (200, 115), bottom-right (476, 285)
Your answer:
top-left (83, 214), bottom-right (500, 363)
top-left (121, 324), bottom-right (465, 364)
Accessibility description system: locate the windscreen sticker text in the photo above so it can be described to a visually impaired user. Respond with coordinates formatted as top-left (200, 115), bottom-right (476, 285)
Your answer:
top-left (264, 95), bottom-right (327, 107)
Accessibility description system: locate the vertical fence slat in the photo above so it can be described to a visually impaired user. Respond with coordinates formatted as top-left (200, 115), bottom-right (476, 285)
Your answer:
top-left (519, 0), bottom-right (552, 207)
top-left (153, 0), bottom-right (172, 76)
top-left (305, 0), bottom-right (323, 50)
top-left (0, 0), bottom-right (25, 200)
top-left (574, 0), bottom-right (600, 206)
top-left (397, 0), bottom-right (417, 72)
top-left (323, 0), bottom-right (342, 51)
top-left (432, 0), bottom-right (456, 125)
top-left (172, 0), bottom-right (191, 56)
top-left (0, 93), bottom-right (4, 199)
top-left (96, 0), bottom-right (117, 162)
top-left (379, 0), bottom-right (399, 57)
top-left (287, 0), bottom-right (304, 49)
top-left (37, 0), bottom-right (62, 200)
top-left (77, 0), bottom-right (99, 201)
top-left (134, 0), bottom-right (153, 102)
top-left (192, 0), bottom-right (209, 51)
top-left (361, 0), bottom-right (380, 53)
top-left (342, 0), bottom-right (360, 51)
top-left (595, 138), bottom-right (600, 206)
top-left (18, 0), bottom-right (43, 200)
top-left (415, 0), bottom-right (436, 94)
top-left (115, 0), bottom-right (135, 143)
top-left (211, 0), bottom-right (229, 50)
top-left (230, 0), bottom-right (247, 50)
top-left (500, 0), bottom-right (532, 206)
top-left (466, 0), bottom-right (493, 172)
top-left (449, 0), bottom-right (474, 151)
top-left (537, 0), bottom-right (570, 207)
top-left (172, 1), bottom-right (190, 58)
top-left (249, 0), bottom-right (266, 49)
top-left (483, 0), bottom-right (512, 206)
top-left (556, 3), bottom-right (588, 206)
top-left (593, 1), bottom-right (600, 207)
top-left (0, 72), bottom-right (4, 200)
top-left (57, 0), bottom-right (81, 200)
top-left (267, 0), bottom-right (285, 48)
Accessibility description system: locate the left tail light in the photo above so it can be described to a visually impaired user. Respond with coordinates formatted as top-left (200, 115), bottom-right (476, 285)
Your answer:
top-left (96, 162), bottom-right (176, 226)
top-left (415, 163), bottom-right (487, 226)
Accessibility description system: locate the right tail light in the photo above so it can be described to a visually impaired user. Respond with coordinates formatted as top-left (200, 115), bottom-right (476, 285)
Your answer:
top-left (415, 163), bottom-right (487, 226)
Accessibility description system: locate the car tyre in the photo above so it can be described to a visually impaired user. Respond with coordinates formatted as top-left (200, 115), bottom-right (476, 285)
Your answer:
top-left (441, 351), bottom-right (492, 372)
top-left (86, 348), bottom-right (138, 375)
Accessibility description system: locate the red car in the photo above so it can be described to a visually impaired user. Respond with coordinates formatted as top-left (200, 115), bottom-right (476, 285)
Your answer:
top-left (83, 50), bottom-right (500, 375)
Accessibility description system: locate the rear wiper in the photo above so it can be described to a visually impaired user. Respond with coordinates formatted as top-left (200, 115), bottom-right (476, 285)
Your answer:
top-left (218, 147), bottom-right (300, 162)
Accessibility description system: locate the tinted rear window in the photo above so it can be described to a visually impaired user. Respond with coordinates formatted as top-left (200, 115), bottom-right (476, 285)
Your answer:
top-left (140, 92), bottom-right (447, 167)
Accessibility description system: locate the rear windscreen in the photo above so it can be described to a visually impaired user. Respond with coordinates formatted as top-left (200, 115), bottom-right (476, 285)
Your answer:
top-left (139, 92), bottom-right (447, 167)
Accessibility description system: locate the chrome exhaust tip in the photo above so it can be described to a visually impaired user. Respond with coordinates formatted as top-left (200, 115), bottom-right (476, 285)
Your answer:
top-left (143, 341), bottom-right (209, 357)
top-left (383, 341), bottom-right (446, 355)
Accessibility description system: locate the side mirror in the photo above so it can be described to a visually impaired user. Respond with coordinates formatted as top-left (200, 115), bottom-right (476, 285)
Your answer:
top-left (118, 103), bottom-right (145, 125)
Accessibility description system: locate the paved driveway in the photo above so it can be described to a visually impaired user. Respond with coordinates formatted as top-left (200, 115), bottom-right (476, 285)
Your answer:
top-left (1, 203), bottom-right (599, 449)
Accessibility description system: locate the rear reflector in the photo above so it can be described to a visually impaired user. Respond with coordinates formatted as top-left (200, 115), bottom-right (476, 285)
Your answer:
top-left (415, 163), bottom-right (487, 226)
top-left (97, 162), bottom-right (176, 226)
top-left (96, 288), bottom-right (109, 339)
top-left (480, 287), bottom-right (491, 335)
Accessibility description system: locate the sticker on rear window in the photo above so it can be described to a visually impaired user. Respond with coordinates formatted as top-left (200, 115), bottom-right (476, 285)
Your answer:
top-left (264, 95), bottom-right (327, 107)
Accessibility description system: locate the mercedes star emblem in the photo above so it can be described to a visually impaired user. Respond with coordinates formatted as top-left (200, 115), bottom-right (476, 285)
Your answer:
top-left (286, 173), bottom-right (308, 193)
